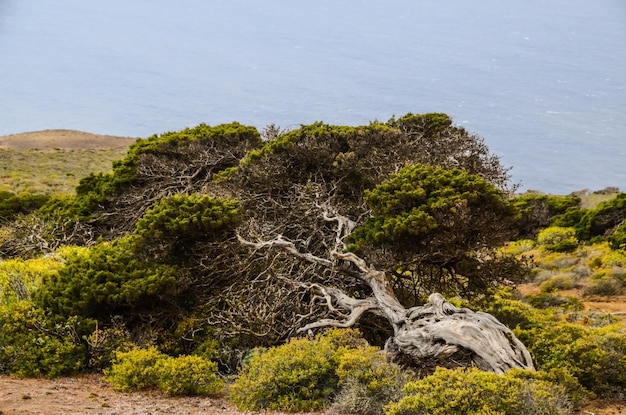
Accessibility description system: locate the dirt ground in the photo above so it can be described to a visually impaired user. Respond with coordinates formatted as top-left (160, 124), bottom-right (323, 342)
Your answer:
top-left (0, 374), bottom-right (327, 415)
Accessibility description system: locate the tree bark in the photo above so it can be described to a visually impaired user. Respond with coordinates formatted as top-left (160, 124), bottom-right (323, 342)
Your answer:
top-left (238, 232), bottom-right (534, 374)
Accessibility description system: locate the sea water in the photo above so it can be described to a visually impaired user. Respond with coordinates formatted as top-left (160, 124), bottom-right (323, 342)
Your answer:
top-left (1, 0), bottom-right (625, 193)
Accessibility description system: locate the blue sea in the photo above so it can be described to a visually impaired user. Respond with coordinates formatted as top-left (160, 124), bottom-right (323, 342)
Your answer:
top-left (1, 1), bottom-right (625, 193)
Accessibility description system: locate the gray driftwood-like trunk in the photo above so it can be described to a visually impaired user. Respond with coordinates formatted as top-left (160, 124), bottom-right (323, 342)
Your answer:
top-left (239, 218), bottom-right (534, 374)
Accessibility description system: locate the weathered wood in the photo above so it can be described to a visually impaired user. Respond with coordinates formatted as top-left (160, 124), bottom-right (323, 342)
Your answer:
top-left (239, 231), bottom-right (535, 374)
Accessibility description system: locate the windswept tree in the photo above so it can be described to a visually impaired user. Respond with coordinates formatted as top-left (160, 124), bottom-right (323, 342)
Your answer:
top-left (207, 115), bottom-right (532, 373)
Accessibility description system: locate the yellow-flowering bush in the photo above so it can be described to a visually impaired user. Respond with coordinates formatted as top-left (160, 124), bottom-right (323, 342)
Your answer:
top-left (230, 328), bottom-right (407, 413)
top-left (106, 347), bottom-right (223, 396)
top-left (154, 354), bottom-right (223, 396)
top-left (537, 226), bottom-right (578, 253)
top-left (384, 367), bottom-right (572, 415)
top-left (0, 300), bottom-right (88, 378)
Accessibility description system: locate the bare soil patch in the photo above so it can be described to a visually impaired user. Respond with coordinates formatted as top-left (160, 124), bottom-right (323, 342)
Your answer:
top-left (0, 130), bottom-right (137, 150)
top-left (0, 374), bottom-right (325, 415)
top-left (518, 283), bottom-right (626, 319)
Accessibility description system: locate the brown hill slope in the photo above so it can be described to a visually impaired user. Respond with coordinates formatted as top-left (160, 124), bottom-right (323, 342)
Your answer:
top-left (0, 130), bottom-right (137, 150)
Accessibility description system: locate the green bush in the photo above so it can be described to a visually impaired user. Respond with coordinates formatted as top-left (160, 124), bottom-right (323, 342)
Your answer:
top-left (106, 347), bottom-right (223, 396)
top-left (384, 367), bottom-right (572, 415)
top-left (537, 226), bottom-right (578, 253)
top-left (608, 223), bottom-right (626, 250)
top-left (332, 346), bottom-right (409, 415)
top-left (0, 191), bottom-right (49, 221)
top-left (134, 194), bottom-right (240, 241)
top-left (525, 292), bottom-right (584, 311)
top-left (155, 354), bottom-right (223, 396)
top-left (576, 193), bottom-right (626, 241)
top-left (583, 278), bottom-right (625, 296)
top-left (539, 274), bottom-right (577, 293)
top-left (33, 236), bottom-right (180, 319)
top-left (516, 320), bottom-right (626, 397)
top-left (105, 347), bottom-right (162, 391)
top-left (0, 301), bottom-right (88, 378)
top-left (230, 328), bottom-right (405, 413)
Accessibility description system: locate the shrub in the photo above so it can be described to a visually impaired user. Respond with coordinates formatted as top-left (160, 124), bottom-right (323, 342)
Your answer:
top-left (0, 253), bottom-right (68, 305)
top-left (537, 226), bottom-right (578, 253)
top-left (230, 328), bottom-right (405, 413)
top-left (384, 367), bottom-right (572, 415)
top-left (134, 194), bottom-right (240, 241)
top-left (608, 223), bottom-right (626, 250)
top-left (106, 347), bottom-right (223, 396)
top-left (105, 347), bottom-right (162, 391)
top-left (576, 193), bottom-right (626, 241)
top-left (154, 354), bottom-right (223, 396)
top-left (0, 191), bottom-right (49, 221)
top-left (0, 301), bottom-right (88, 378)
top-left (525, 292), bottom-right (584, 311)
top-left (539, 274), bottom-right (577, 293)
top-left (230, 331), bottom-right (347, 412)
top-left (601, 249), bottom-right (626, 266)
top-left (583, 278), bottom-right (625, 296)
top-left (516, 320), bottom-right (626, 397)
top-left (333, 347), bottom-right (409, 415)
top-left (33, 236), bottom-right (180, 320)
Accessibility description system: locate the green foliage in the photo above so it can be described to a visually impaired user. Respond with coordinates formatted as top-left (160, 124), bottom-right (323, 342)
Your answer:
top-left (155, 354), bottom-right (224, 396)
top-left (105, 346), bottom-right (162, 391)
top-left (511, 193), bottom-right (585, 240)
top-left (135, 194), bottom-right (240, 241)
top-left (333, 347), bottom-right (408, 415)
top-left (515, 318), bottom-right (626, 397)
top-left (525, 292), bottom-right (584, 311)
top-left (537, 226), bottom-right (578, 253)
top-left (0, 251), bottom-right (69, 305)
top-left (33, 236), bottom-right (180, 319)
top-left (608, 222), bottom-right (626, 250)
top-left (0, 191), bottom-right (49, 221)
top-left (0, 147), bottom-right (129, 195)
top-left (538, 274), bottom-right (577, 293)
top-left (478, 291), bottom-right (626, 397)
top-left (351, 164), bottom-right (515, 248)
top-left (230, 328), bottom-right (404, 413)
top-left (576, 193), bottom-right (626, 241)
top-left (583, 278), bottom-right (625, 296)
top-left (384, 367), bottom-right (572, 415)
top-left (0, 300), bottom-right (89, 377)
top-left (113, 122), bottom-right (261, 188)
top-left (106, 346), bottom-right (224, 396)
top-left (387, 112), bottom-right (453, 136)
top-left (230, 331), bottom-right (346, 412)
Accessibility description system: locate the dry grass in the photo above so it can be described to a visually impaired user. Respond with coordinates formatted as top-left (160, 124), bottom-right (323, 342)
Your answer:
top-left (0, 130), bottom-right (136, 194)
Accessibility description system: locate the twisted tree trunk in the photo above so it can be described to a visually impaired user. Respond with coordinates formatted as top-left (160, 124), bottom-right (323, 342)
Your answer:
top-left (239, 233), bottom-right (534, 374)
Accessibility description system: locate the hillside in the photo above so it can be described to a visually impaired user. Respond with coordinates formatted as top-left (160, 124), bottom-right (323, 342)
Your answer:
top-left (0, 130), bottom-right (136, 194)
top-left (0, 130), bottom-right (136, 150)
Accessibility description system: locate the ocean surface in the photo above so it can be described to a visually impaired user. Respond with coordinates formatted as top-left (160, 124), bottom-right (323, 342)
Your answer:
top-left (1, 1), bottom-right (625, 193)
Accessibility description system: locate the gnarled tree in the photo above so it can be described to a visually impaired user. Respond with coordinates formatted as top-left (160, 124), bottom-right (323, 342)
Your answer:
top-left (207, 116), bottom-right (532, 373)
top-left (234, 163), bottom-right (533, 373)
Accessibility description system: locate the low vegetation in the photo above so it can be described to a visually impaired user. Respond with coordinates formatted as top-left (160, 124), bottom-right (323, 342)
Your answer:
top-left (0, 148), bottom-right (130, 195)
top-left (0, 117), bottom-right (625, 414)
